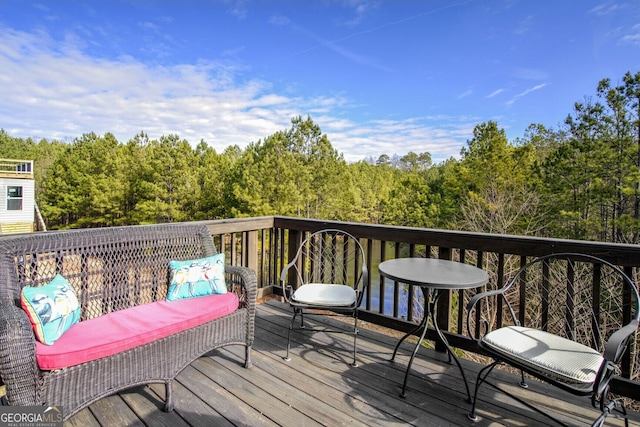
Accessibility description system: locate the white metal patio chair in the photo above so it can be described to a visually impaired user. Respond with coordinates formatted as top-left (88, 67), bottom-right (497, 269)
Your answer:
top-left (280, 229), bottom-right (368, 367)
top-left (466, 253), bottom-right (639, 426)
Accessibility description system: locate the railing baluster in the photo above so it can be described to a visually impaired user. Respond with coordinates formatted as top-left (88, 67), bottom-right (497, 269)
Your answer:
top-left (379, 240), bottom-right (387, 314)
top-left (408, 243), bottom-right (415, 322)
top-left (393, 242), bottom-right (400, 318)
top-left (541, 260), bottom-right (550, 331)
top-left (456, 249), bottom-right (467, 334)
top-left (495, 253), bottom-right (505, 328)
top-left (592, 262), bottom-right (602, 350)
top-left (622, 265), bottom-right (634, 378)
top-left (517, 255), bottom-right (526, 326)
top-left (365, 238), bottom-right (373, 311)
top-left (566, 259), bottom-right (576, 340)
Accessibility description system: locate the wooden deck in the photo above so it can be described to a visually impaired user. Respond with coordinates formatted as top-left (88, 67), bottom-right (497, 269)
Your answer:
top-left (66, 300), bottom-right (640, 426)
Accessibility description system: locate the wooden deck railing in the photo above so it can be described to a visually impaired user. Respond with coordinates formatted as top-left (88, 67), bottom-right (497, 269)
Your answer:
top-left (204, 216), bottom-right (640, 400)
top-left (0, 158), bottom-right (33, 178)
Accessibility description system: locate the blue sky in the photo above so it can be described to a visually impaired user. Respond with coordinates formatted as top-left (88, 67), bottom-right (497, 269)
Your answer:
top-left (1, 1), bottom-right (639, 163)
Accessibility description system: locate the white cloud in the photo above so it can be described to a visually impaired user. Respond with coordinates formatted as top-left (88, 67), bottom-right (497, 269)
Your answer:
top-left (518, 83), bottom-right (547, 96)
top-left (506, 83), bottom-right (547, 106)
top-left (0, 26), bottom-right (474, 163)
top-left (319, 116), bottom-right (478, 162)
top-left (589, 2), bottom-right (626, 17)
top-left (458, 89), bottom-right (473, 99)
top-left (621, 24), bottom-right (640, 45)
top-left (0, 27), bottom-right (293, 144)
top-left (227, 0), bottom-right (249, 19)
top-left (513, 15), bottom-right (533, 36)
top-left (269, 15), bottom-right (290, 26)
top-left (486, 88), bottom-right (506, 98)
top-left (511, 67), bottom-right (549, 81)
top-left (339, 0), bottom-right (381, 27)
top-left (273, 17), bottom-right (394, 73)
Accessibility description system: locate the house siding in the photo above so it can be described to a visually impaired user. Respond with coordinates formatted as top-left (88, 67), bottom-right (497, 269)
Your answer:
top-left (0, 177), bottom-right (35, 234)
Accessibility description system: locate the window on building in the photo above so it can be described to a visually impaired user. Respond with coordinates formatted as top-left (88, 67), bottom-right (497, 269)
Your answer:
top-left (7, 186), bottom-right (23, 210)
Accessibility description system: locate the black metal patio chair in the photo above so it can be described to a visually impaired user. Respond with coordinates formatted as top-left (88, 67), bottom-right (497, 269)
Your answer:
top-left (280, 229), bottom-right (368, 367)
top-left (466, 253), bottom-right (639, 426)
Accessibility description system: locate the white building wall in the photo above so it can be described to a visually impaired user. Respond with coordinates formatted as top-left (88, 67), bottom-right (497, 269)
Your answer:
top-left (0, 177), bottom-right (35, 223)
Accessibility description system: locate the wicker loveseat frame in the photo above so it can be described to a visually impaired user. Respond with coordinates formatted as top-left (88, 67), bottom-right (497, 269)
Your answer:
top-left (0, 222), bottom-right (256, 421)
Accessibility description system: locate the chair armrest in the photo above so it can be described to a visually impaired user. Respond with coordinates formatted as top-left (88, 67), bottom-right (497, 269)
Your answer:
top-left (591, 320), bottom-right (639, 397)
top-left (224, 265), bottom-right (257, 309)
top-left (279, 260), bottom-right (298, 304)
top-left (466, 287), bottom-right (518, 339)
top-left (466, 288), bottom-right (505, 313)
top-left (279, 260), bottom-right (295, 283)
top-left (604, 319), bottom-right (639, 363)
top-left (0, 301), bottom-right (40, 406)
top-left (224, 265), bottom-right (257, 349)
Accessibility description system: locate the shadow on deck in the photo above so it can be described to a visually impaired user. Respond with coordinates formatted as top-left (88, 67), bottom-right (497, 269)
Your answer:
top-left (66, 300), bottom-right (640, 426)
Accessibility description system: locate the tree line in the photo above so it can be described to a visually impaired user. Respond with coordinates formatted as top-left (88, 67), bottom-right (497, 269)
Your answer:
top-left (2, 71), bottom-right (639, 244)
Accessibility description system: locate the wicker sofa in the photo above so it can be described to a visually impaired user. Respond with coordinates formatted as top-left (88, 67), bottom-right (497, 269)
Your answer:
top-left (0, 222), bottom-right (256, 421)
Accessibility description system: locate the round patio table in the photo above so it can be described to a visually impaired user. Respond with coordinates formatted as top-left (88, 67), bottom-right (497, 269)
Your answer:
top-left (378, 258), bottom-right (489, 400)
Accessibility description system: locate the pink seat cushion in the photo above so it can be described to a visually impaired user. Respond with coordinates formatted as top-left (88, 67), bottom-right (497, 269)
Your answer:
top-left (35, 293), bottom-right (240, 370)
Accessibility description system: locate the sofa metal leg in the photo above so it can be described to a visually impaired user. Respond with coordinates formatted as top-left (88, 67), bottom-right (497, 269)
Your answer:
top-left (163, 380), bottom-right (174, 412)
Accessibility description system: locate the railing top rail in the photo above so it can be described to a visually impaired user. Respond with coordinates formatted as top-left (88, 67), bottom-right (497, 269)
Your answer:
top-left (0, 159), bottom-right (33, 176)
top-left (272, 216), bottom-right (640, 267)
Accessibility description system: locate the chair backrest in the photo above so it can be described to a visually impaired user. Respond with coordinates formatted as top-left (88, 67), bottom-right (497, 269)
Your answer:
top-left (470, 253), bottom-right (639, 368)
top-left (281, 229), bottom-right (368, 303)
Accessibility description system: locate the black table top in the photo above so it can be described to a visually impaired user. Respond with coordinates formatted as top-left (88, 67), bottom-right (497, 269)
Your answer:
top-left (378, 258), bottom-right (489, 290)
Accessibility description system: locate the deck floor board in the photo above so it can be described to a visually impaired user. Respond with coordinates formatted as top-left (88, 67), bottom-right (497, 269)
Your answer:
top-left (68, 300), bottom-right (640, 426)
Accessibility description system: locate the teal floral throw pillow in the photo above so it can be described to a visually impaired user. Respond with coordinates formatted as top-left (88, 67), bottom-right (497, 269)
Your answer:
top-left (167, 253), bottom-right (227, 301)
top-left (20, 274), bottom-right (81, 345)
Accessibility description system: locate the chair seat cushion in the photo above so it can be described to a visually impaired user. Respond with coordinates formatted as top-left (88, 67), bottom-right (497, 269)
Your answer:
top-left (481, 326), bottom-right (604, 385)
top-left (35, 292), bottom-right (239, 370)
top-left (292, 283), bottom-right (356, 307)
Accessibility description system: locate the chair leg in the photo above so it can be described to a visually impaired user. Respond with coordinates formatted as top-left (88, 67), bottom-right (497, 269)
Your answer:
top-left (163, 380), bottom-right (174, 412)
top-left (619, 402), bottom-right (629, 427)
top-left (620, 403), bottom-right (629, 427)
top-left (468, 361), bottom-right (499, 421)
top-left (284, 309), bottom-right (298, 362)
top-left (591, 398), bottom-right (629, 427)
top-left (244, 344), bottom-right (253, 368)
top-left (592, 411), bottom-right (607, 427)
top-left (470, 361), bottom-right (579, 426)
top-left (519, 370), bottom-right (528, 388)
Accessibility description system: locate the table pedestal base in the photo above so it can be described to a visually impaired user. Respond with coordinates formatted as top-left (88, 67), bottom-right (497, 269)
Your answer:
top-left (390, 287), bottom-right (472, 401)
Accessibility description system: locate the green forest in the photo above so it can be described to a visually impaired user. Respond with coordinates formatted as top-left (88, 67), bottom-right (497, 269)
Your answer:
top-left (2, 71), bottom-right (640, 244)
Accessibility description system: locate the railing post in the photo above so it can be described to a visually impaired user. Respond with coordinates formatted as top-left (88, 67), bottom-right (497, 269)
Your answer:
top-left (435, 247), bottom-right (452, 353)
top-left (245, 230), bottom-right (259, 284)
top-left (286, 230), bottom-right (302, 288)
